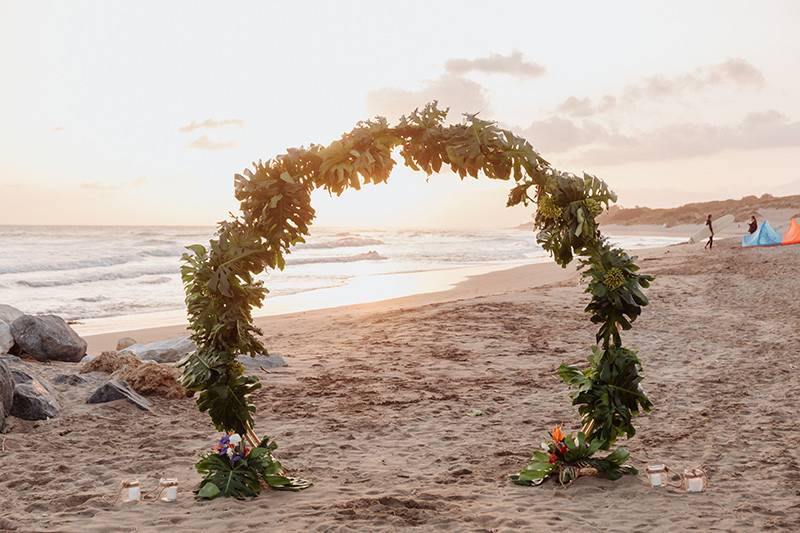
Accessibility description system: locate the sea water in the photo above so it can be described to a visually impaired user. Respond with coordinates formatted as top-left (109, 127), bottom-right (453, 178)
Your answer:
top-left (0, 225), bottom-right (685, 335)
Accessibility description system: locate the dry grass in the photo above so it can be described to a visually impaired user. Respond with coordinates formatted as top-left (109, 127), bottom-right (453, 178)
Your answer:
top-left (80, 350), bottom-right (185, 398)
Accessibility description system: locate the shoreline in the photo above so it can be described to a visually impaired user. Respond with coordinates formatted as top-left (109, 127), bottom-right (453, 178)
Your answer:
top-left (83, 258), bottom-right (579, 353)
top-left (70, 226), bottom-right (699, 351)
top-left (83, 240), bottom-right (683, 353)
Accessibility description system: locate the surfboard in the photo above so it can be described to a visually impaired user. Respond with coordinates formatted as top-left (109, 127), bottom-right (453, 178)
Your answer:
top-left (689, 214), bottom-right (735, 243)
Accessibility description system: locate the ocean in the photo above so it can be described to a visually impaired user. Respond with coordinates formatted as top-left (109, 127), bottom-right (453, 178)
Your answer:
top-left (0, 225), bottom-right (686, 335)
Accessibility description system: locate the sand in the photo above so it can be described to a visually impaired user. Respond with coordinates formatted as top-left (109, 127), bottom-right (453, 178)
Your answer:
top-left (2, 238), bottom-right (799, 532)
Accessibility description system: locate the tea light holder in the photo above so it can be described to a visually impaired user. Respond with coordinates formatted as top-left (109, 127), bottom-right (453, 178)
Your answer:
top-left (682, 467), bottom-right (708, 493)
top-left (645, 464), bottom-right (669, 487)
top-left (160, 478), bottom-right (179, 502)
top-left (122, 480), bottom-right (141, 503)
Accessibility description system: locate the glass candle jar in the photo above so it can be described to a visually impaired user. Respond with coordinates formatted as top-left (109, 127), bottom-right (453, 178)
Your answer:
top-left (161, 478), bottom-right (178, 502)
top-left (123, 480), bottom-right (141, 502)
top-left (646, 464), bottom-right (668, 487)
top-left (683, 468), bottom-right (707, 492)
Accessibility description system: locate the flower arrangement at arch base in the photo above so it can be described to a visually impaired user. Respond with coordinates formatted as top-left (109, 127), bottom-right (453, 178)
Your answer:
top-left (196, 433), bottom-right (312, 500)
top-left (511, 426), bottom-right (636, 486)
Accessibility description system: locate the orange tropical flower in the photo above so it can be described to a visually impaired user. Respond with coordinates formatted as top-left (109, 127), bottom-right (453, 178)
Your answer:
top-left (550, 425), bottom-right (565, 443)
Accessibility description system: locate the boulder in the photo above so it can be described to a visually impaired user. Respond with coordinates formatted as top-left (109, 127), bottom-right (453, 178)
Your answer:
top-left (10, 315), bottom-right (87, 362)
top-left (0, 321), bottom-right (13, 354)
top-left (237, 354), bottom-right (288, 371)
top-left (116, 337), bottom-right (137, 351)
top-left (0, 304), bottom-right (23, 325)
top-left (11, 380), bottom-right (59, 420)
top-left (87, 379), bottom-right (151, 411)
top-left (0, 359), bottom-right (13, 429)
top-left (121, 336), bottom-right (195, 363)
top-left (53, 373), bottom-right (88, 386)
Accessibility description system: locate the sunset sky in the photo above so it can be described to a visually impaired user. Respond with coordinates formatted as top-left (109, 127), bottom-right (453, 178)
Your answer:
top-left (1, 1), bottom-right (799, 227)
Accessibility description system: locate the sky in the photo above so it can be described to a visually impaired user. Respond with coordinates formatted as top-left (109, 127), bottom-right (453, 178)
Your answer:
top-left (1, 0), bottom-right (799, 228)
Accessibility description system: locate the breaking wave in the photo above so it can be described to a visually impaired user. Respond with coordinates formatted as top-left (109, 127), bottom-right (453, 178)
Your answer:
top-left (298, 237), bottom-right (384, 249)
top-left (287, 251), bottom-right (387, 266)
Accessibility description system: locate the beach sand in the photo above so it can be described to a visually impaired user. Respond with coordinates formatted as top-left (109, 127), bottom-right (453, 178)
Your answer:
top-left (2, 238), bottom-right (799, 532)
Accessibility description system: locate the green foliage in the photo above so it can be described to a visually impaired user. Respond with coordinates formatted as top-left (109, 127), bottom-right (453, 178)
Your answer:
top-left (196, 435), bottom-right (312, 500)
top-left (180, 101), bottom-right (654, 492)
top-left (558, 347), bottom-right (653, 449)
top-left (511, 430), bottom-right (636, 486)
top-left (581, 244), bottom-right (654, 348)
top-left (196, 452), bottom-right (262, 499)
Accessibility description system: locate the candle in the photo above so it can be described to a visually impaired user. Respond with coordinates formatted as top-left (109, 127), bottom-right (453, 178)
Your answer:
top-left (160, 478), bottom-right (178, 502)
top-left (645, 464), bottom-right (668, 487)
top-left (683, 468), bottom-right (707, 493)
top-left (123, 480), bottom-right (141, 503)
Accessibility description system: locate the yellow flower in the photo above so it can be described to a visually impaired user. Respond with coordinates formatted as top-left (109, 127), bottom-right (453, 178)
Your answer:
top-left (584, 198), bottom-right (603, 218)
top-left (603, 267), bottom-right (626, 290)
top-left (538, 196), bottom-right (562, 220)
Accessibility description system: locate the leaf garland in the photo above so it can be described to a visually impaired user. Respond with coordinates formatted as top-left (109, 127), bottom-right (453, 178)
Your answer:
top-left (180, 101), bottom-right (653, 493)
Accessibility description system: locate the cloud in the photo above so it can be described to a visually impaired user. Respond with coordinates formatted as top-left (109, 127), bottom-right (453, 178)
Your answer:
top-left (445, 50), bottom-right (546, 78)
top-left (522, 109), bottom-right (800, 164)
top-left (516, 117), bottom-right (610, 153)
top-left (178, 118), bottom-right (245, 133)
top-left (366, 74), bottom-right (490, 121)
top-left (80, 176), bottom-right (148, 191)
top-left (187, 135), bottom-right (238, 150)
top-left (558, 58), bottom-right (765, 117)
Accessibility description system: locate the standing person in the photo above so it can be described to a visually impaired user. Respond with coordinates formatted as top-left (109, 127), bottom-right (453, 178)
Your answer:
top-left (704, 214), bottom-right (714, 250)
top-left (748, 215), bottom-right (758, 234)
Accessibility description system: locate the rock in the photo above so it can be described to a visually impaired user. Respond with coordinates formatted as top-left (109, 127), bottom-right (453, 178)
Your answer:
top-left (0, 354), bottom-right (22, 364)
top-left (10, 381), bottom-right (60, 420)
top-left (81, 354), bottom-right (96, 364)
top-left (87, 379), bottom-right (151, 411)
top-left (3, 357), bottom-right (55, 392)
top-left (53, 373), bottom-right (87, 386)
top-left (10, 367), bottom-right (36, 385)
top-left (237, 354), bottom-right (288, 371)
top-left (0, 321), bottom-right (13, 353)
top-left (121, 336), bottom-right (195, 363)
top-left (0, 304), bottom-right (24, 325)
top-left (0, 360), bottom-right (13, 429)
top-left (10, 315), bottom-right (87, 362)
top-left (115, 337), bottom-right (137, 351)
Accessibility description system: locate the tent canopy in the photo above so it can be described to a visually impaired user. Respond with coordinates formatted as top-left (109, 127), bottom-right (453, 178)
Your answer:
top-left (782, 218), bottom-right (800, 246)
top-left (742, 219), bottom-right (782, 247)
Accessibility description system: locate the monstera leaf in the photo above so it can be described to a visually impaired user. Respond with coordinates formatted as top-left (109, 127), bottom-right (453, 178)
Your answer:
top-left (196, 453), bottom-right (262, 500)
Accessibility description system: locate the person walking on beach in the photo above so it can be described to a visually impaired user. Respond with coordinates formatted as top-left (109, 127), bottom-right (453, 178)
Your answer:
top-left (704, 214), bottom-right (714, 250)
top-left (748, 215), bottom-right (758, 234)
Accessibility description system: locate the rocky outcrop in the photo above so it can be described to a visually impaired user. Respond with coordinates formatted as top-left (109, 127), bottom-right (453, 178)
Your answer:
top-left (0, 304), bottom-right (23, 325)
top-left (10, 315), bottom-right (87, 362)
top-left (53, 373), bottom-right (88, 386)
top-left (237, 354), bottom-right (288, 371)
top-left (10, 379), bottom-right (59, 420)
top-left (0, 359), bottom-right (13, 430)
top-left (115, 337), bottom-right (137, 351)
top-left (120, 336), bottom-right (195, 363)
top-left (0, 321), bottom-right (13, 354)
top-left (87, 379), bottom-right (151, 411)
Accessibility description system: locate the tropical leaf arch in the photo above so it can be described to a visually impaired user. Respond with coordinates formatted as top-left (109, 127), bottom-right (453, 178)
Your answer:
top-left (179, 102), bottom-right (653, 479)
